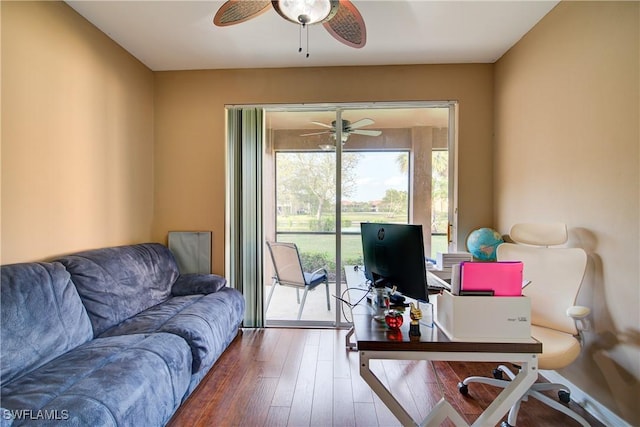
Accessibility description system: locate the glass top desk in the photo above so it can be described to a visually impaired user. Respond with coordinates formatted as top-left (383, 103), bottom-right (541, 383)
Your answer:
top-left (344, 266), bottom-right (542, 427)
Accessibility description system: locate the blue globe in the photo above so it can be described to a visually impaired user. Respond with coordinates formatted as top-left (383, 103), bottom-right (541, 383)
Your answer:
top-left (466, 228), bottom-right (504, 261)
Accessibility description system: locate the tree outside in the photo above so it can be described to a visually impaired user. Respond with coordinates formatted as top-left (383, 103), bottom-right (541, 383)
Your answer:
top-left (431, 150), bottom-right (448, 233)
top-left (274, 150), bottom-right (447, 278)
top-left (381, 189), bottom-right (408, 219)
top-left (276, 152), bottom-right (361, 231)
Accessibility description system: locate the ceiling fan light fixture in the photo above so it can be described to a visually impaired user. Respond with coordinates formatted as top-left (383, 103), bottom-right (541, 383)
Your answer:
top-left (215, 0), bottom-right (367, 49)
top-left (273, 0), bottom-right (338, 25)
top-left (332, 132), bottom-right (349, 143)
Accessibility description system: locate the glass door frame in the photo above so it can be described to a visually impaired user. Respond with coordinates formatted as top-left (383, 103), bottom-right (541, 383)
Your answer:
top-left (262, 101), bottom-right (458, 328)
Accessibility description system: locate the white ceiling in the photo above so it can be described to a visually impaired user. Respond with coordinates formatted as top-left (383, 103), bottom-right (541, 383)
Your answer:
top-left (66, 0), bottom-right (559, 72)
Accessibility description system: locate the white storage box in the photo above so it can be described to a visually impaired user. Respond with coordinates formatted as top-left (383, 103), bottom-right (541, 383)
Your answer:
top-left (434, 291), bottom-right (533, 343)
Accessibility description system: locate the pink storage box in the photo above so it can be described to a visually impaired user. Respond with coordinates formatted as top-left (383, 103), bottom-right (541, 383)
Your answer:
top-left (460, 261), bottom-right (523, 296)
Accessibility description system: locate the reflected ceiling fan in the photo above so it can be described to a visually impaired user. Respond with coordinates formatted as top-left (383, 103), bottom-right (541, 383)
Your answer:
top-left (213, 0), bottom-right (367, 51)
top-left (301, 118), bottom-right (382, 149)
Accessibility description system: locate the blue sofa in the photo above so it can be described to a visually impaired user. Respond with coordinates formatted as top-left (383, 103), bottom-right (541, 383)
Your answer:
top-left (0, 243), bottom-right (245, 426)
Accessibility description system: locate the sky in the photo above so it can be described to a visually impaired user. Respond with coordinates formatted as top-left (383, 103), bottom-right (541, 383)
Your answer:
top-left (347, 152), bottom-right (408, 202)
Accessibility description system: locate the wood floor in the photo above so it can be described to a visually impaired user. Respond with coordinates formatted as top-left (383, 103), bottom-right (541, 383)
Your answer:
top-left (167, 328), bottom-right (603, 427)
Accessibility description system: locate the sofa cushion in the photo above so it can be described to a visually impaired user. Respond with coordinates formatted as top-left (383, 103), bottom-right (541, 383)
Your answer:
top-left (0, 262), bottom-right (93, 387)
top-left (171, 273), bottom-right (227, 296)
top-left (0, 333), bottom-right (192, 427)
top-left (56, 243), bottom-right (180, 336)
top-left (100, 288), bottom-right (245, 373)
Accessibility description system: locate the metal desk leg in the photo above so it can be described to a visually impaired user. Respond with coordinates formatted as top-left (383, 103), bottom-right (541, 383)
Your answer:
top-left (472, 355), bottom-right (538, 426)
top-left (345, 326), bottom-right (357, 351)
top-left (423, 398), bottom-right (469, 427)
top-left (360, 351), bottom-right (417, 426)
top-left (359, 351), bottom-right (539, 427)
top-left (360, 351), bottom-right (469, 427)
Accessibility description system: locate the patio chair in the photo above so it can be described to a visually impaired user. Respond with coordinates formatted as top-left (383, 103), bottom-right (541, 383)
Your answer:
top-left (265, 241), bottom-right (331, 320)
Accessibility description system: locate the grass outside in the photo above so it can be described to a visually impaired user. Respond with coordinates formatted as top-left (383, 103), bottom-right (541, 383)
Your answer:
top-left (278, 233), bottom-right (448, 269)
top-left (277, 212), bottom-right (408, 232)
top-left (276, 212), bottom-right (448, 280)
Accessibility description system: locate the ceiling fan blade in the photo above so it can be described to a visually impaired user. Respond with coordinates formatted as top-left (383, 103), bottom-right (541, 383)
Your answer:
top-left (348, 118), bottom-right (374, 129)
top-left (300, 131), bottom-right (332, 137)
top-left (213, 0), bottom-right (271, 27)
top-left (352, 129), bottom-right (382, 137)
top-left (322, 0), bottom-right (366, 48)
top-left (310, 121), bottom-right (334, 129)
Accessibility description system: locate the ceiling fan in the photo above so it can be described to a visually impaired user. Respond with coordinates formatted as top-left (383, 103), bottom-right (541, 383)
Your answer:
top-left (301, 118), bottom-right (382, 149)
top-left (213, 0), bottom-right (367, 49)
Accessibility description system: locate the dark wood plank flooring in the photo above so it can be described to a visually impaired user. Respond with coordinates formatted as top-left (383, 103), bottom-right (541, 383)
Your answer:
top-left (167, 328), bottom-right (604, 427)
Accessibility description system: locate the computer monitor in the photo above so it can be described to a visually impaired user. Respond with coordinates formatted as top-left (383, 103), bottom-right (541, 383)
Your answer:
top-left (360, 222), bottom-right (429, 303)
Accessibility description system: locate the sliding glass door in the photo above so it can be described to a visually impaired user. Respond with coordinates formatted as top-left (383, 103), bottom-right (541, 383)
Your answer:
top-left (259, 102), bottom-right (457, 327)
top-left (263, 108), bottom-right (339, 325)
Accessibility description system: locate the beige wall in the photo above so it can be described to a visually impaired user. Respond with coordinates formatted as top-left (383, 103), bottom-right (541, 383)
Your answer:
top-left (153, 65), bottom-right (494, 274)
top-left (494, 2), bottom-right (639, 424)
top-left (1, 2), bottom-right (155, 263)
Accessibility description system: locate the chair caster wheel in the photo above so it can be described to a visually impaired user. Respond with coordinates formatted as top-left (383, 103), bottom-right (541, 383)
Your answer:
top-left (500, 422), bottom-right (513, 427)
top-left (492, 368), bottom-right (504, 380)
top-left (458, 382), bottom-right (468, 395)
top-left (558, 390), bottom-right (571, 403)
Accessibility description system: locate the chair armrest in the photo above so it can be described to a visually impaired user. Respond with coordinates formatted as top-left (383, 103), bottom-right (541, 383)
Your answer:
top-left (567, 305), bottom-right (591, 332)
top-left (309, 268), bottom-right (328, 280)
top-left (171, 273), bottom-right (227, 296)
top-left (566, 305), bottom-right (590, 319)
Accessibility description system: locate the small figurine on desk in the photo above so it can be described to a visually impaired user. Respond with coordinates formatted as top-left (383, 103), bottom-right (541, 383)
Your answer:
top-left (409, 302), bottom-right (422, 337)
top-left (384, 310), bottom-right (404, 330)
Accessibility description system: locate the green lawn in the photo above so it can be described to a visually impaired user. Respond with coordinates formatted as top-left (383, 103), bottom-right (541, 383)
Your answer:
top-left (276, 212), bottom-right (448, 278)
top-left (277, 212), bottom-right (408, 232)
top-left (278, 233), bottom-right (448, 267)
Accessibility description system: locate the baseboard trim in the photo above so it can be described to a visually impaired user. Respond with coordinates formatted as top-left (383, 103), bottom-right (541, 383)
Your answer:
top-left (540, 370), bottom-right (630, 427)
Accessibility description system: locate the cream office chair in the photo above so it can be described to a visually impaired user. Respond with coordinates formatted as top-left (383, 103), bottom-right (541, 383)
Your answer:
top-left (458, 223), bottom-right (591, 427)
top-left (265, 241), bottom-right (331, 320)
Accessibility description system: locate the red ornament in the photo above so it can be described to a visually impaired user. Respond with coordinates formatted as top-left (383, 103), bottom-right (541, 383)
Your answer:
top-left (384, 311), bottom-right (404, 329)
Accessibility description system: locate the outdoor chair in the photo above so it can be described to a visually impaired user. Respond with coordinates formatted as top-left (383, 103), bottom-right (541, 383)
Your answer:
top-left (265, 241), bottom-right (331, 320)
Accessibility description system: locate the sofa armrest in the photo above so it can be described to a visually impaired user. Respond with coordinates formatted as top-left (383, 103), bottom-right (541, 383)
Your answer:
top-left (1, 408), bottom-right (14, 426)
top-left (171, 274), bottom-right (227, 296)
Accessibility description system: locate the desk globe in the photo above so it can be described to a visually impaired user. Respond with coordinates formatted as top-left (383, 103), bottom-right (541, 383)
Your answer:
top-left (466, 228), bottom-right (504, 261)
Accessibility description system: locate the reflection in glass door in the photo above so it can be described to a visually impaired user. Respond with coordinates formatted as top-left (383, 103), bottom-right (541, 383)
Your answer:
top-left (263, 103), bottom-right (455, 327)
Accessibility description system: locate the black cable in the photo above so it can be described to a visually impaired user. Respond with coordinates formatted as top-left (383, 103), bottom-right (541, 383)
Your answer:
top-left (333, 284), bottom-right (373, 323)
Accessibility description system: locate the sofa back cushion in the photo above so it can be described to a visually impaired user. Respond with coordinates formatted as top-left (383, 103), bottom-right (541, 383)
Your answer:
top-left (57, 243), bottom-right (179, 336)
top-left (1, 262), bottom-right (93, 387)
